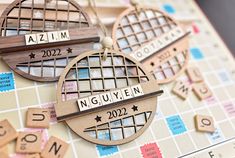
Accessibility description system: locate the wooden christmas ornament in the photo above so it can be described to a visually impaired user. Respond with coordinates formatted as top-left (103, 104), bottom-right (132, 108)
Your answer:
top-left (55, 49), bottom-right (163, 145)
top-left (112, 4), bottom-right (190, 84)
top-left (0, 0), bottom-right (99, 82)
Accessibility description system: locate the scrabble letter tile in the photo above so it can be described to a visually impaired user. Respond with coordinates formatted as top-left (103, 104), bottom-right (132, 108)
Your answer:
top-left (25, 34), bottom-right (37, 45)
top-left (195, 115), bottom-right (215, 133)
top-left (193, 82), bottom-right (212, 100)
top-left (26, 153), bottom-right (40, 158)
top-left (48, 31), bottom-right (60, 43)
top-left (0, 119), bottom-right (18, 147)
top-left (77, 98), bottom-right (91, 111)
top-left (16, 132), bottom-right (42, 154)
top-left (172, 81), bottom-right (191, 100)
top-left (186, 67), bottom-right (203, 83)
top-left (58, 30), bottom-right (70, 41)
top-left (41, 136), bottom-right (69, 158)
top-left (121, 87), bottom-right (133, 100)
top-left (36, 33), bottom-right (48, 44)
top-left (26, 108), bottom-right (50, 128)
top-left (89, 95), bottom-right (102, 108)
top-left (100, 92), bottom-right (113, 106)
top-left (131, 84), bottom-right (144, 97)
top-left (111, 90), bottom-right (123, 102)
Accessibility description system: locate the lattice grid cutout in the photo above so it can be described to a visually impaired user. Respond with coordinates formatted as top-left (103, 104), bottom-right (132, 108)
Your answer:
top-left (0, 0), bottom-right (99, 82)
top-left (56, 49), bottom-right (162, 145)
top-left (112, 7), bottom-right (189, 84)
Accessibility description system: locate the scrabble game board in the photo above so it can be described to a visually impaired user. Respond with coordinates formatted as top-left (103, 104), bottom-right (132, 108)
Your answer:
top-left (0, 0), bottom-right (235, 157)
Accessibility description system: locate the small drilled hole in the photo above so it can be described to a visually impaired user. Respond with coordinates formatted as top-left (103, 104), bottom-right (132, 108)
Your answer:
top-left (150, 62), bottom-right (155, 67)
top-left (173, 48), bottom-right (177, 51)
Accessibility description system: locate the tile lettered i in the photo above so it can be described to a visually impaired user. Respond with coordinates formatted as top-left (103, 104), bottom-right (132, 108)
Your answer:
top-left (186, 67), bottom-right (203, 83)
top-left (0, 145), bottom-right (8, 158)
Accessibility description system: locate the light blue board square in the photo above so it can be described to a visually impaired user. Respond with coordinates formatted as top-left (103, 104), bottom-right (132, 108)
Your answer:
top-left (96, 145), bottom-right (118, 157)
top-left (166, 115), bottom-right (187, 135)
top-left (163, 4), bottom-right (176, 14)
top-left (0, 72), bottom-right (15, 92)
top-left (190, 48), bottom-right (204, 60)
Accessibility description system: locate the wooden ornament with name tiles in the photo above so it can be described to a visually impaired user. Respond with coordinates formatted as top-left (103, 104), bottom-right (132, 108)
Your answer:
top-left (0, 0), bottom-right (99, 82)
top-left (55, 49), bottom-right (163, 145)
top-left (112, 6), bottom-right (190, 84)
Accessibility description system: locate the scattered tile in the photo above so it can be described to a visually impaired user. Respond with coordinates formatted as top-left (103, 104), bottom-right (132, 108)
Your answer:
top-left (0, 119), bottom-right (18, 147)
top-left (186, 67), bottom-right (203, 83)
top-left (41, 136), bottom-right (69, 158)
top-left (16, 132), bottom-right (42, 154)
top-left (172, 81), bottom-right (191, 100)
top-left (0, 145), bottom-right (8, 158)
top-left (26, 108), bottom-right (50, 128)
top-left (193, 82), bottom-right (212, 100)
top-left (26, 153), bottom-right (41, 158)
top-left (195, 115), bottom-right (215, 133)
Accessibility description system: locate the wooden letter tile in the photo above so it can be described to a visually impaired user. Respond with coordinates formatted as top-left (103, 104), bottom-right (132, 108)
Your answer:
top-left (186, 67), bottom-right (203, 83)
top-left (48, 31), bottom-right (60, 43)
top-left (0, 145), bottom-right (8, 158)
top-left (0, 119), bottom-right (18, 147)
top-left (41, 136), bottom-right (69, 158)
top-left (26, 108), bottom-right (50, 128)
top-left (36, 33), bottom-right (48, 44)
top-left (193, 82), bottom-right (212, 100)
top-left (16, 132), bottom-right (42, 154)
top-left (25, 34), bottom-right (37, 45)
top-left (195, 115), bottom-right (215, 133)
top-left (26, 153), bottom-right (41, 158)
top-left (58, 30), bottom-right (70, 41)
top-left (172, 81), bottom-right (191, 100)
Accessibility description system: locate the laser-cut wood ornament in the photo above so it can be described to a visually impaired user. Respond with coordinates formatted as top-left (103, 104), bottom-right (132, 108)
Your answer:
top-left (112, 2), bottom-right (190, 84)
top-left (0, 0), bottom-right (99, 82)
top-left (55, 49), bottom-right (163, 145)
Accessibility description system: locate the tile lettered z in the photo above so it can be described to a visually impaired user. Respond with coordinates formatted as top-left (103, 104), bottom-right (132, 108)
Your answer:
top-left (41, 136), bottom-right (69, 158)
top-left (0, 119), bottom-right (18, 147)
top-left (26, 108), bottom-right (50, 128)
top-left (172, 81), bottom-right (191, 100)
top-left (16, 132), bottom-right (42, 154)
top-left (195, 115), bottom-right (215, 133)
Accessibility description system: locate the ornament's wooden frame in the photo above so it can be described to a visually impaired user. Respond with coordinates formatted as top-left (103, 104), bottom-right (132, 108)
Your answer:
top-left (0, 0), bottom-right (100, 82)
top-left (112, 6), bottom-right (189, 84)
top-left (55, 49), bottom-right (163, 145)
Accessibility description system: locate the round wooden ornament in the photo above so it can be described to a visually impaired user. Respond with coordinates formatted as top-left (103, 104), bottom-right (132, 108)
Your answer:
top-left (112, 5), bottom-right (190, 84)
top-left (0, 0), bottom-right (99, 82)
top-left (55, 49), bottom-right (163, 145)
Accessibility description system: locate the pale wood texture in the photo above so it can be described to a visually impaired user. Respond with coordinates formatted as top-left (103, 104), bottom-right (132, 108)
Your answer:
top-left (0, 119), bottom-right (18, 148)
top-left (195, 114), bottom-right (215, 133)
top-left (193, 82), bottom-right (212, 100)
top-left (26, 108), bottom-right (50, 128)
top-left (16, 132), bottom-right (42, 154)
top-left (26, 153), bottom-right (41, 158)
top-left (186, 67), bottom-right (203, 83)
top-left (172, 81), bottom-right (191, 100)
top-left (41, 136), bottom-right (69, 158)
